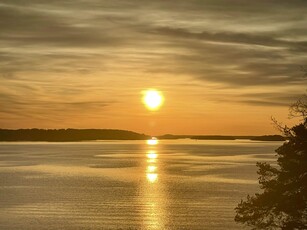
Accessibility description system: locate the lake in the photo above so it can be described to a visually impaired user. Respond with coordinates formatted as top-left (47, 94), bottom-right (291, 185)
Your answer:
top-left (0, 139), bottom-right (282, 229)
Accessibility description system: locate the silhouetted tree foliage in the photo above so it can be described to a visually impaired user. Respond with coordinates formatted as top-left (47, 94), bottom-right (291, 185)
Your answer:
top-left (289, 95), bottom-right (307, 119)
top-left (235, 96), bottom-right (307, 229)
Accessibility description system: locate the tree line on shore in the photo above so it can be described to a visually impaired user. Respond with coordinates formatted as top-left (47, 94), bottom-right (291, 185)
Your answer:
top-left (0, 128), bottom-right (285, 142)
top-left (0, 129), bottom-right (149, 141)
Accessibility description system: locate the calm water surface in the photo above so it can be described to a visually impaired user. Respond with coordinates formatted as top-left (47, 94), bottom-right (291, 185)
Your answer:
top-left (0, 139), bottom-right (282, 229)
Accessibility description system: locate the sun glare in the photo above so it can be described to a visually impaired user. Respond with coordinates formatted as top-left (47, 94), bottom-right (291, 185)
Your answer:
top-left (147, 137), bottom-right (158, 145)
top-left (147, 150), bottom-right (158, 159)
top-left (147, 165), bottom-right (157, 173)
top-left (147, 173), bottom-right (158, 183)
top-left (143, 90), bottom-right (164, 111)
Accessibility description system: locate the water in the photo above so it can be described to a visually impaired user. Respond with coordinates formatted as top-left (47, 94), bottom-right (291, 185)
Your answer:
top-left (0, 139), bottom-right (282, 229)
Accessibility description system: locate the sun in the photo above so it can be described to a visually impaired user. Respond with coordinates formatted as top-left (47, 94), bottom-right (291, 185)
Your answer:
top-left (143, 89), bottom-right (164, 111)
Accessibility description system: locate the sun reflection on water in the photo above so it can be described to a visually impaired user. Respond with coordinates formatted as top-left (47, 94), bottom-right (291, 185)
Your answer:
top-left (147, 158), bottom-right (156, 163)
top-left (146, 164), bottom-right (158, 183)
top-left (146, 173), bottom-right (158, 183)
top-left (142, 138), bottom-right (166, 229)
top-left (146, 151), bottom-right (158, 183)
top-left (147, 137), bottom-right (158, 145)
top-left (147, 150), bottom-right (158, 159)
top-left (147, 165), bottom-right (157, 173)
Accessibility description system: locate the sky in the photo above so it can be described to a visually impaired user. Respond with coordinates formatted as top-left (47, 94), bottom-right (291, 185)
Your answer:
top-left (0, 0), bottom-right (307, 135)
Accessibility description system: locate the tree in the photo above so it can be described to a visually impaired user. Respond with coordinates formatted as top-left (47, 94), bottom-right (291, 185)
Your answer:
top-left (289, 95), bottom-right (307, 119)
top-left (235, 96), bottom-right (307, 229)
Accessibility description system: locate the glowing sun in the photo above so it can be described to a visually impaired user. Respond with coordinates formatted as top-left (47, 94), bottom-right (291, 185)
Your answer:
top-left (143, 90), bottom-right (164, 110)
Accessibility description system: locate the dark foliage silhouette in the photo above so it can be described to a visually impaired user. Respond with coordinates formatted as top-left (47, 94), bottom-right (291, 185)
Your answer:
top-left (235, 97), bottom-right (307, 229)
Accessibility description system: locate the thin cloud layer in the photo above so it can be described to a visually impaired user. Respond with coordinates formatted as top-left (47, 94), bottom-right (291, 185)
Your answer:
top-left (0, 0), bottom-right (306, 133)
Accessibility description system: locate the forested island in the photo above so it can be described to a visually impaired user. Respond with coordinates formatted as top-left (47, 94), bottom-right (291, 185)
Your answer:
top-left (0, 129), bottom-right (285, 142)
top-left (0, 129), bottom-right (149, 141)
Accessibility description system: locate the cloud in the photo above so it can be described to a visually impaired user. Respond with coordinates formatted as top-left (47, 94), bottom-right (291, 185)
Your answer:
top-left (231, 92), bottom-right (305, 107)
top-left (0, 0), bottom-right (306, 129)
top-left (0, 93), bottom-right (113, 122)
top-left (142, 25), bottom-right (307, 87)
top-left (0, 3), bottom-right (128, 47)
top-left (152, 27), bottom-right (307, 52)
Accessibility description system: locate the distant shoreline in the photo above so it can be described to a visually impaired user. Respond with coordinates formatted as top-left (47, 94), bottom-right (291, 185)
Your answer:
top-left (0, 129), bottom-right (285, 142)
top-left (159, 134), bottom-right (285, 141)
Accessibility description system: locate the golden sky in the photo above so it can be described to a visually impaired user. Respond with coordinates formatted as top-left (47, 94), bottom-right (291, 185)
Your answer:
top-left (0, 0), bottom-right (306, 135)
